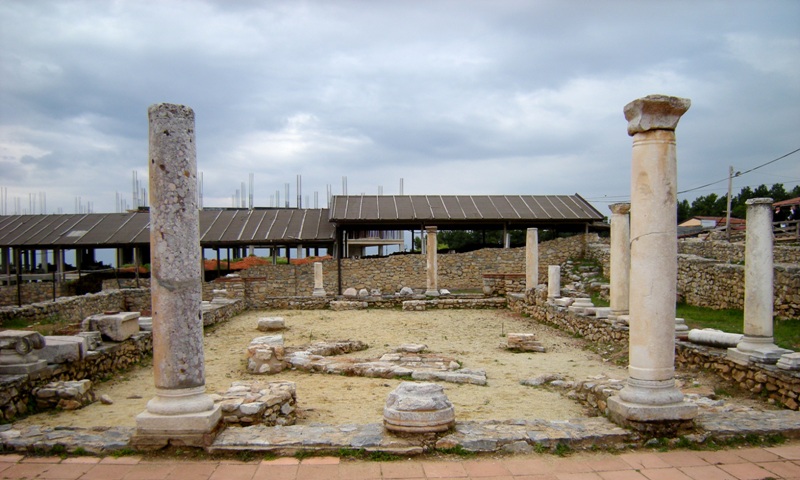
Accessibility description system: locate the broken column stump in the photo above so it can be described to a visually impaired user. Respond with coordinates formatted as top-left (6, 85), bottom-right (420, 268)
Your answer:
top-left (383, 382), bottom-right (455, 433)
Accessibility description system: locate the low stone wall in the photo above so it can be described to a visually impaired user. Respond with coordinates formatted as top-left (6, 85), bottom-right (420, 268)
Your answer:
top-left (0, 289), bottom-right (151, 329)
top-left (0, 281), bottom-right (72, 308)
top-left (0, 332), bottom-right (152, 422)
top-left (507, 291), bottom-right (800, 411)
top-left (101, 278), bottom-right (151, 291)
top-left (586, 243), bottom-right (800, 318)
top-left (676, 342), bottom-right (800, 410)
top-left (402, 297), bottom-right (507, 311)
top-left (679, 239), bottom-right (799, 265)
top-left (482, 273), bottom-right (526, 296)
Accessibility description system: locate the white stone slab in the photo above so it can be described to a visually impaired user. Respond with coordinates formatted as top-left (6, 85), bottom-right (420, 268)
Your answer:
top-left (40, 336), bottom-right (88, 363)
top-left (82, 311), bottom-right (141, 342)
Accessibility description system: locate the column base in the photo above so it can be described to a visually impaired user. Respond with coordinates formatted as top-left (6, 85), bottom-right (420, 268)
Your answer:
top-left (728, 335), bottom-right (792, 365)
top-left (607, 396), bottom-right (696, 435)
top-left (133, 405), bottom-right (222, 449)
top-left (312, 288), bottom-right (327, 297)
top-left (425, 289), bottom-right (440, 297)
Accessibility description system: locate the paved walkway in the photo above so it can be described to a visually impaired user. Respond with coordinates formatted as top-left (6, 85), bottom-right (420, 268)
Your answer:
top-left (1, 442), bottom-right (799, 480)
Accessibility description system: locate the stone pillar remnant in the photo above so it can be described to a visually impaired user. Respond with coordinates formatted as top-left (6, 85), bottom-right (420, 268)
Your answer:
top-left (312, 262), bottom-right (326, 297)
top-left (383, 382), bottom-right (455, 433)
top-left (425, 226), bottom-right (439, 296)
top-left (608, 95), bottom-right (697, 431)
top-left (135, 103), bottom-right (220, 447)
top-left (547, 265), bottom-right (561, 301)
top-left (608, 203), bottom-right (631, 320)
top-left (0, 330), bottom-right (47, 374)
top-left (728, 198), bottom-right (791, 364)
top-left (525, 228), bottom-right (539, 293)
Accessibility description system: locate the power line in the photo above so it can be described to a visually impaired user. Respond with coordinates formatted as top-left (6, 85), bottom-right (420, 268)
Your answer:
top-left (677, 147), bottom-right (800, 195)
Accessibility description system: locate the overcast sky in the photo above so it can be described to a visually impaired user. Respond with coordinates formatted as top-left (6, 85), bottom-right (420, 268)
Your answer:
top-left (1, 0), bottom-right (798, 216)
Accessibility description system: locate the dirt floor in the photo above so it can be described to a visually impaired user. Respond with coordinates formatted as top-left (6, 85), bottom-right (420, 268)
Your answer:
top-left (16, 308), bottom-right (742, 429)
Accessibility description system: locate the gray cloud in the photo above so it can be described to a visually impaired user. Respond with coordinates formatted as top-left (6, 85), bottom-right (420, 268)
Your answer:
top-left (0, 0), bottom-right (798, 214)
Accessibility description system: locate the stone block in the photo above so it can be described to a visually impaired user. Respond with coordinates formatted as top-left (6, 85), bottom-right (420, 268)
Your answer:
top-left (777, 352), bottom-right (800, 371)
top-left (506, 333), bottom-right (546, 352)
top-left (39, 336), bottom-right (87, 364)
top-left (246, 335), bottom-right (286, 374)
top-left (257, 317), bottom-right (285, 332)
top-left (82, 311), bottom-right (140, 342)
top-left (687, 329), bottom-right (742, 348)
top-left (76, 331), bottom-right (103, 350)
top-left (138, 317), bottom-right (153, 332)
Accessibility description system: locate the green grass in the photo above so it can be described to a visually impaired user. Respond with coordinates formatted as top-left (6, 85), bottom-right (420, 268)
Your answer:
top-left (677, 303), bottom-right (799, 351)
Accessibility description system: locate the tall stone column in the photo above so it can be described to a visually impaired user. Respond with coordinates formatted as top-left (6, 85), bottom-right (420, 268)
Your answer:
top-left (608, 203), bottom-right (631, 320)
top-left (525, 228), bottom-right (538, 293)
top-left (608, 95), bottom-right (697, 431)
top-left (312, 261), bottom-right (326, 297)
top-left (135, 103), bottom-right (220, 447)
top-left (728, 198), bottom-right (791, 364)
top-left (547, 265), bottom-right (560, 301)
top-left (425, 226), bottom-right (439, 296)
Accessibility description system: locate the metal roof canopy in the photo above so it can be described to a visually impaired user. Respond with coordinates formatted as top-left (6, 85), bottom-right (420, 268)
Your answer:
top-left (0, 208), bottom-right (336, 249)
top-left (328, 194), bottom-right (604, 230)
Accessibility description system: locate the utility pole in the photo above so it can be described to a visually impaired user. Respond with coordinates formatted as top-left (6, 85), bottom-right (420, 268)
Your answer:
top-left (726, 165), bottom-right (733, 242)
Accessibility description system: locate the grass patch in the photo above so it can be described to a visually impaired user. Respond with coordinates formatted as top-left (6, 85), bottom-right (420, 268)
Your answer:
top-left (435, 445), bottom-right (476, 458)
top-left (677, 303), bottom-right (799, 351)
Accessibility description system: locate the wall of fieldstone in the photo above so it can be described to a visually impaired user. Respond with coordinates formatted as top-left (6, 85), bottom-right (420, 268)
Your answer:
top-left (679, 240), bottom-right (799, 265)
top-left (586, 243), bottom-right (800, 319)
top-left (237, 234), bottom-right (596, 299)
top-left (507, 290), bottom-right (800, 411)
top-left (0, 332), bottom-right (152, 422)
top-left (0, 289), bottom-right (150, 329)
top-left (0, 299), bottom-right (243, 422)
top-left (482, 273), bottom-right (526, 296)
top-left (0, 282), bottom-right (72, 308)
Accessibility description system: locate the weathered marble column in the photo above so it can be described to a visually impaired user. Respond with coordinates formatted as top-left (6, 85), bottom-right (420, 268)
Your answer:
top-left (547, 265), bottom-right (560, 300)
top-left (608, 203), bottom-right (631, 320)
top-left (728, 198), bottom-right (791, 364)
top-left (608, 95), bottom-right (697, 430)
top-left (525, 228), bottom-right (539, 293)
top-left (425, 226), bottom-right (439, 296)
top-left (312, 261), bottom-right (326, 297)
top-left (135, 103), bottom-right (220, 446)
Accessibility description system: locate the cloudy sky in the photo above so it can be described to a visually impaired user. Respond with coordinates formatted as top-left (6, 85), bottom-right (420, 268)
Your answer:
top-left (1, 0), bottom-right (798, 216)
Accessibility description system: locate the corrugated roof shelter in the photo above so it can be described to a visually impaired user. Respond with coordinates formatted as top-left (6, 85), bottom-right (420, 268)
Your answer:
top-left (328, 194), bottom-right (604, 230)
top-left (0, 208), bottom-right (336, 249)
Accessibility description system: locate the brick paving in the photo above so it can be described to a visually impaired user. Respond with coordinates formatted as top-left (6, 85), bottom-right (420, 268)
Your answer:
top-left (0, 443), bottom-right (798, 480)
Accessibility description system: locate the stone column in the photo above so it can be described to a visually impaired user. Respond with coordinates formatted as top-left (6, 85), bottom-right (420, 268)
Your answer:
top-left (135, 103), bottom-right (220, 446)
top-left (547, 265), bottom-right (560, 300)
top-left (728, 198), bottom-right (791, 364)
top-left (425, 226), bottom-right (439, 296)
top-left (608, 95), bottom-right (697, 431)
top-left (608, 203), bottom-right (631, 320)
top-left (312, 261), bottom-right (326, 297)
top-left (525, 228), bottom-right (538, 293)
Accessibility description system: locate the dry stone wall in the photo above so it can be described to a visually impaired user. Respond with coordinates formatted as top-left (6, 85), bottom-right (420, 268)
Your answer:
top-left (587, 242), bottom-right (800, 318)
top-left (507, 290), bottom-right (800, 411)
top-left (0, 282), bottom-right (72, 308)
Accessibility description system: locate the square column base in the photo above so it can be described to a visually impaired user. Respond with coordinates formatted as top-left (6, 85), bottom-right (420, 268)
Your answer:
top-left (312, 288), bottom-right (326, 297)
top-left (425, 290), bottom-right (440, 297)
top-left (607, 396), bottom-right (697, 436)
top-left (727, 346), bottom-right (793, 366)
top-left (133, 405), bottom-right (222, 449)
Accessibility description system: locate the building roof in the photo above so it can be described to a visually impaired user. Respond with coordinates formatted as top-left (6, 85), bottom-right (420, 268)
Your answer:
top-left (328, 194), bottom-right (603, 229)
top-left (774, 197), bottom-right (800, 207)
top-left (0, 208), bottom-right (336, 249)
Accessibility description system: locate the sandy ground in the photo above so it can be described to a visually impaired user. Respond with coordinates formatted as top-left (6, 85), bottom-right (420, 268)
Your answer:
top-left (18, 308), bottom-right (635, 428)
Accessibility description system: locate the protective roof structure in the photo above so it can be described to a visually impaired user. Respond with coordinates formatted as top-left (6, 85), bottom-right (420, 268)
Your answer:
top-left (0, 208), bottom-right (335, 248)
top-left (0, 194), bottom-right (604, 249)
top-left (328, 194), bottom-right (604, 230)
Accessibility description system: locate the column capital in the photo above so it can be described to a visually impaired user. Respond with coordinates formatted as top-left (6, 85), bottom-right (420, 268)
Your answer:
top-left (425, 226), bottom-right (438, 233)
top-left (745, 197), bottom-right (773, 206)
top-left (609, 203), bottom-right (631, 215)
top-left (624, 95), bottom-right (690, 136)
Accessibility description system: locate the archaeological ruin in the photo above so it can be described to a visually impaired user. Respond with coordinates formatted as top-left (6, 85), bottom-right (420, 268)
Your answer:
top-left (0, 97), bottom-right (798, 456)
